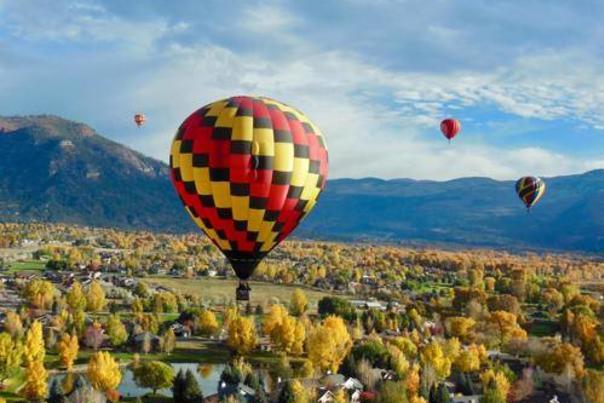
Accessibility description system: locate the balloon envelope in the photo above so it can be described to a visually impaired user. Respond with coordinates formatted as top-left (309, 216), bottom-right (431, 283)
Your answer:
top-left (440, 118), bottom-right (461, 141)
top-left (134, 114), bottom-right (146, 127)
top-left (169, 96), bottom-right (329, 279)
top-left (515, 176), bottom-right (546, 209)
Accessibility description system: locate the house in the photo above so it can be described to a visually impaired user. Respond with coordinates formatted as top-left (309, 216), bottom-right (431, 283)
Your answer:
top-left (342, 377), bottom-right (363, 391)
top-left (322, 374), bottom-right (346, 388)
top-left (131, 332), bottom-right (162, 352)
top-left (218, 382), bottom-right (255, 401)
top-left (317, 390), bottom-right (335, 403)
top-left (170, 322), bottom-right (191, 338)
top-left (452, 395), bottom-right (482, 403)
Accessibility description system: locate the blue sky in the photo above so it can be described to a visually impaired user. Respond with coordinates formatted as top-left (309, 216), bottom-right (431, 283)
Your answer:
top-left (1, 0), bottom-right (604, 180)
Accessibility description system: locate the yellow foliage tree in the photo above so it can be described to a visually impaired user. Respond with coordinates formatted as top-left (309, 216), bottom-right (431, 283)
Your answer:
top-left (4, 310), bottom-right (23, 338)
top-left (23, 321), bottom-right (45, 366)
top-left (66, 281), bottom-right (87, 311)
top-left (0, 333), bottom-right (23, 383)
top-left (198, 309), bottom-right (219, 336)
top-left (58, 333), bottom-right (79, 370)
top-left (87, 351), bottom-right (122, 393)
top-left (583, 370), bottom-right (604, 403)
top-left (480, 369), bottom-right (511, 400)
top-left (454, 344), bottom-right (482, 373)
top-left (420, 340), bottom-right (451, 381)
top-left (86, 280), bottom-right (107, 312)
top-left (22, 359), bottom-right (48, 401)
top-left (306, 315), bottom-right (352, 373)
top-left (446, 316), bottom-right (476, 341)
top-left (290, 289), bottom-right (308, 316)
top-left (23, 279), bottom-right (55, 309)
top-left (488, 310), bottom-right (527, 347)
top-left (227, 315), bottom-right (256, 355)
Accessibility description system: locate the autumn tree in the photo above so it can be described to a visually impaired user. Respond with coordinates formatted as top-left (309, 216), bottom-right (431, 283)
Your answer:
top-left (583, 370), bottom-right (604, 403)
top-left (446, 317), bottom-right (476, 342)
top-left (162, 328), bottom-right (176, 354)
top-left (421, 340), bottom-right (452, 382)
top-left (0, 332), bottom-right (23, 384)
top-left (487, 311), bottom-right (527, 348)
top-left (534, 341), bottom-right (585, 379)
top-left (306, 315), bottom-right (352, 373)
top-left (87, 351), bottom-right (122, 396)
top-left (66, 281), bottom-right (87, 312)
top-left (226, 314), bottom-right (256, 355)
top-left (86, 280), bottom-right (107, 312)
top-left (133, 360), bottom-right (174, 395)
top-left (290, 289), bottom-right (308, 316)
top-left (3, 311), bottom-right (22, 338)
top-left (198, 309), bottom-right (219, 336)
top-left (58, 333), bottom-right (79, 370)
top-left (23, 321), bottom-right (45, 366)
top-left (454, 344), bottom-right (482, 373)
top-left (106, 314), bottom-right (128, 347)
top-left (23, 279), bottom-right (55, 309)
top-left (480, 369), bottom-right (510, 403)
top-left (22, 359), bottom-right (48, 402)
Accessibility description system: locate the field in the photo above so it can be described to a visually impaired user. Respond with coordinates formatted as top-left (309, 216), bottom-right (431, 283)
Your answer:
top-left (141, 277), bottom-right (337, 309)
top-left (8, 259), bottom-right (46, 272)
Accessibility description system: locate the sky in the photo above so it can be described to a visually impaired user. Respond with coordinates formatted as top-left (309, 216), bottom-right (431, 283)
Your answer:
top-left (1, 0), bottom-right (604, 180)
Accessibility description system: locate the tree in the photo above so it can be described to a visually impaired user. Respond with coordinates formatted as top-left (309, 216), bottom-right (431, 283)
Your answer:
top-left (133, 360), bottom-right (174, 395)
top-left (421, 341), bottom-right (451, 383)
top-left (198, 309), bottom-right (219, 336)
top-left (4, 310), bottom-right (23, 338)
top-left (22, 359), bottom-right (48, 402)
top-left (66, 282), bottom-right (87, 311)
top-left (48, 379), bottom-right (66, 403)
top-left (583, 370), bottom-right (604, 403)
top-left (377, 381), bottom-right (408, 403)
top-left (58, 333), bottom-right (79, 370)
top-left (227, 314), bottom-right (257, 355)
top-left (278, 379), bottom-right (308, 403)
top-left (182, 369), bottom-right (203, 402)
top-left (106, 314), bottom-right (128, 347)
top-left (446, 317), bottom-right (475, 342)
top-left (87, 351), bottom-right (122, 394)
top-left (290, 289), bottom-right (308, 316)
top-left (0, 332), bottom-right (23, 385)
top-left (317, 297), bottom-right (355, 320)
top-left (86, 281), bottom-right (107, 312)
top-left (85, 321), bottom-right (105, 350)
top-left (454, 344), bottom-right (482, 373)
top-left (263, 305), bottom-right (302, 354)
top-left (134, 282), bottom-right (149, 298)
top-left (23, 321), bottom-right (45, 366)
top-left (307, 315), bottom-right (352, 373)
top-left (534, 341), bottom-right (585, 379)
top-left (487, 311), bottom-right (527, 348)
top-left (162, 328), bottom-right (177, 354)
top-left (480, 369), bottom-right (510, 403)
top-left (23, 279), bottom-right (55, 309)
top-left (430, 383), bottom-right (452, 403)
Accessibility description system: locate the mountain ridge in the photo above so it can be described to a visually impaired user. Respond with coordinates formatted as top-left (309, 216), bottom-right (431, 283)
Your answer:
top-left (1, 115), bottom-right (603, 252)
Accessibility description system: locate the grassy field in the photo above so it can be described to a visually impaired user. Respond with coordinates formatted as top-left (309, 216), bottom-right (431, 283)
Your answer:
top-left (7, 259), bottom-right (46, 272)
top-left (141, 277), bottom-right (336, 309)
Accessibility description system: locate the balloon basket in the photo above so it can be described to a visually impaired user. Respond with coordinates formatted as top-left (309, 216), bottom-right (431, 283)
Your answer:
top-left (236, 282), bottom-right (250, 301)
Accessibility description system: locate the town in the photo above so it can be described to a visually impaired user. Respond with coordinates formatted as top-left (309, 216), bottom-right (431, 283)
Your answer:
top-left (0, 223), bottom-right (602, 402)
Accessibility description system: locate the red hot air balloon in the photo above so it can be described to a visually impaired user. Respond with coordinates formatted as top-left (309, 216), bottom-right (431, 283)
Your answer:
top-left (134, 114), bottom-right (146, 128)
top-left (440, 118), bottom-right (461, 142)
top-left (169, 96), bottom-right (329, 301)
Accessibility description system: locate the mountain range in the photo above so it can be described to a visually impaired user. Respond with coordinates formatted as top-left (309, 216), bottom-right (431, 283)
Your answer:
top-left (1, 115), bottom-right (603, 252)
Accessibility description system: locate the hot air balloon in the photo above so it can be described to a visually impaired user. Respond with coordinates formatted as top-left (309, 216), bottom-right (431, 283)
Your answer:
top-left (134, 114), bottom-right (146, 127)
top-left (440, 118), bottom-right (461, 142)
top-left (515, 176), bottom-right (546, 211)
top-left (169, 96), bottom-right (329, 301)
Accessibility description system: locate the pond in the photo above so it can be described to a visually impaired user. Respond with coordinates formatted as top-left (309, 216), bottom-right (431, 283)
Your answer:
top-left (50, 362), bottom-right (225, 399)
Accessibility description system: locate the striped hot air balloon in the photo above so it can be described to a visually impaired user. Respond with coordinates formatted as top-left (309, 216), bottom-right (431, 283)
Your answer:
top-left (515, 176), bottom-right (546, 211)
top-left (440, 118), bottom-right (461, 142)
top-left (169, 96), bottom-right (328, 300)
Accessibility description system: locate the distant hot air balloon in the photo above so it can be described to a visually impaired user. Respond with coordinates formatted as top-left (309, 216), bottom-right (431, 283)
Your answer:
top-left (134, 114), bottom-right (146, 127)
top-left (169, 96), bottom-right (329, 301)
top-left (515, 176), bottom-right (546, 211)
top-left (440, 118), bottom-right (461, 142)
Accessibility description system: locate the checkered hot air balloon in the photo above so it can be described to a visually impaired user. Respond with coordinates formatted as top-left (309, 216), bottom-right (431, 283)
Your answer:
top-left (440, 118), bottom-right (461, 142)
top-left (515, 176), bottom-right (546, 211)
top-left (169, 96), bottom-right (328, 300)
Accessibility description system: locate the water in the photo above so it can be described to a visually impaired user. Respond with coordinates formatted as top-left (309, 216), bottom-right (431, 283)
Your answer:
top-left (50, 362), bottom-right (225, 399)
